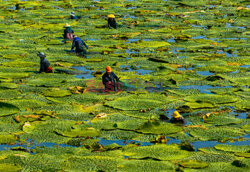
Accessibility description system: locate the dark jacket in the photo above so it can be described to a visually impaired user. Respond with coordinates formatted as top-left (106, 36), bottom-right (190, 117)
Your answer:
top-left (170, 116), bottom-right (186, 124)
top-left (70, 15), bottom-right (78, 19)
top-left (108, 18), bottom-right (117, 29)
top-left (63, 27), bottom-right (74, 39)
top-left (71, 37), bottom-right (88, 53)
top-left (102, 72), bottom-right (119, 90)
top-left (39, 58), bottom-right (50, 73)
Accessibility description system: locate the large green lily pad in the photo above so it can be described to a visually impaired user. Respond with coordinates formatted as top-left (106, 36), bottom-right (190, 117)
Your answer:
top-left (64, 156), bottom-right (122, 171)
top-left (204, 115), bottom-right (242, 125)
top-left (0, 102), bottom-right (20, 116)
top-left (42, 89), bottom-right (72, 97)
top-left (188, 127), bottom-right (245, 141)
top-left (0, 164), bottom-right (22, 172)
top-left (179, 160), bottom-right (209, 169)
top-left (214, 144), bottom-right (250, 153)
top-left (105, 94), bottom-right (172, 110)
top-left (118, 160), bottom-right (175, 172)
top-left (57, 125), bottom-right (100, 138)
top-left (184, 95), bottom-right (238, 104)
top-left (0, 132), bottom-right (17, 144)
top-left (136, 120), bottom-right (182, 135)
top-left (123, 144), bottom-right (190, 160)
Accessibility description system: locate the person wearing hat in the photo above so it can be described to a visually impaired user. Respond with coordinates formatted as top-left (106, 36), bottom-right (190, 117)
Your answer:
top-left (102, 66), bottom-right (119, 91)
top-left (70, 35), bottom-right (88, 55)
top-left (70, 12), bottom-right (78, 19)
top-left (107, 14), bottom-right (117, 29)
top-left (170, 111), bottom-right (186, 124)
top-left (37, 52), bottom-right (53, 73)
top-left (63, 23), bottom-right (74, 40)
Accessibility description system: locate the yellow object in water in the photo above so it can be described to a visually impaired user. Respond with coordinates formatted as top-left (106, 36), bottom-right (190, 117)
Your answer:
top-left (108, 14), bottom-right (115, 18)
top-left (173, 111), bottom-right (180, 118)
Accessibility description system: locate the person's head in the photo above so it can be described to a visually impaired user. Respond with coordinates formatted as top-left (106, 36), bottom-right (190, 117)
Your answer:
top-left (64, 23), bottom-right (70, 28)
top-left (172, 111), bottom-right (180, 119)
top-left (107, 14), bottom-right (115, 19)
top-left (70, 12), bottom-right (75, 16)
top-left (37, 52), bottom-right (46, 59)
top-left (73, 35), bottom-right (77, 39)
top-left (106, 66), bottom-right (112, 74)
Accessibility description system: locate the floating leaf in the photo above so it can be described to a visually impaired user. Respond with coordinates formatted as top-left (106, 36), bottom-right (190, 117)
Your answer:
top-left (214, 144), bottom-right (250, 153)
top-left (43, 89), bottom-right (72, 97)
top-left (188, 127), bottom-right (245, 141)
top-left (105, 94), bottom-right (172, 110)
top-left (0, 164), bottom-right (22, 172)
top-left (118, 160), bottom-right (175, 172)
top-left (123, 144), bottom-right (190, 160)
top-left (179, 160), bottom-right (209, 169)
top-left (136, 120), bottom-right (182, 135)
top-left (0, 133), bottom-right (17, 144)
top-left (0, 102), bottom-right (20, 116)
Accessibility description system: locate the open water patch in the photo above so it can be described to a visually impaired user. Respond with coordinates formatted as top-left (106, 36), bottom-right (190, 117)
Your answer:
top-left (177, 67), bottom-right (194, 71)
top-left (72, 66), bottom-right (95, 79)
top-left (191, 137), bottom-right (250, 151)
top-left (196, 71), bottom-right (214, 76)
top-left (126, 38), bottom-right (140, 44)
top-left (120, 65), bottom-right (152, 75)
top-left (240, 65), bottom-right (250, 68)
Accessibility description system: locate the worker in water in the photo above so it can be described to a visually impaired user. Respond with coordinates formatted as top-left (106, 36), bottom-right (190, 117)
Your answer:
top-left (70, 12), bottom-right (78, 19)
top-left (170, 111), bottom-right (186, 124)
top-left (63, 23), bottom-right (74, 40)
top-left (37, 52), bottom-right (53, 73)
top-left (70, 35), bottom-right (88, 55)
top-left (107, 14), bottom-right (117, 29)
top-left (102, 66), bottom-right (119, 91)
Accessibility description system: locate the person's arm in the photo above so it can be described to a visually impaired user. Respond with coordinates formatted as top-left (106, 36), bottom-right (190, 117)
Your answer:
top-left (70, 39), bottom-right (75, 52)
top-left (114, 19), bottom-right (117, 29)
top-left (82, 40), bottom-right (88, 49)
top-left (64, 29), bottom-right (67, 38)
top-left (102, 74), bottom-right (107, 85)
top-left (39, 60), bottom-right (45, 73)
top-left (45, 59), bottom-right (50, 69)
top-left (108, 18), bottom-right (112, 29)
top-left (113, 72), bottom-right (119, 82)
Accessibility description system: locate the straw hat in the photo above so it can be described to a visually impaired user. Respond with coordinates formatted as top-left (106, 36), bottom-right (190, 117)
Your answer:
top-left (64, 23), bottom-right (70, 27)
top-left (108, 14), bottom-right (115, 18)
top-left (172, 111), bottom-right (181, 118)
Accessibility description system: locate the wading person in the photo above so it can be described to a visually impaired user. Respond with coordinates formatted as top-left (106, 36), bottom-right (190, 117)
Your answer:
top-left (102, 66), bottom-right (119, 91)
top-left (70, 12), bottom-right (78, 19)
top-left (107, 14), bottom-right (117, 29)
top-left (170, 111), bottom-right (186, 124)
top-left (37, 52), bottom-right (53, 73)
top-left (70, 35), bottom-right (88, 55)
top-left (63, 23), bottom-right (74, 40)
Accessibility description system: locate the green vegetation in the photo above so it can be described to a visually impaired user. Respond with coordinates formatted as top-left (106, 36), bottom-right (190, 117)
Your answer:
top-left (0, 0), bottom-right (249, 171)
